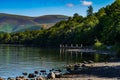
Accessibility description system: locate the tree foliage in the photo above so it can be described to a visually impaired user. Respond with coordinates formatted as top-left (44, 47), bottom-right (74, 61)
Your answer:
top-left (87, 5), bottom-right (93, 16)
top-left (0, 0), bottom-right (119, 49)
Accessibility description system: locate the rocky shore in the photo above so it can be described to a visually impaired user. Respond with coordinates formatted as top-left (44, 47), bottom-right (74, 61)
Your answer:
top-left (1, 62), bottom-right (120, 80)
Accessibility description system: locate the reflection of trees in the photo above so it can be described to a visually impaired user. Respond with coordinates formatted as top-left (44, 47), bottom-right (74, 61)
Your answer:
top-left (60, 49), bottom-right (111, 63)
top-left (94, 53), bottom-right (99, 62)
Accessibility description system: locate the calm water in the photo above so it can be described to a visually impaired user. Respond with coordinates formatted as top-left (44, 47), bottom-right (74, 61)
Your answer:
top-left (0, 45), bottom-right (112, 78)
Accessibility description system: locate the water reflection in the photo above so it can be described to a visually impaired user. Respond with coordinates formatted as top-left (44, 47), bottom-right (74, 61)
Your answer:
top-left (59, 48), bottom-right (112, 63)
top-left (0, 45), bottom-right (113, 78)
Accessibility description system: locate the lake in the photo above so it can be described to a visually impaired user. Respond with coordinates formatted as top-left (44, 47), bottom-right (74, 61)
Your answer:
top-left (0, 45), bottom-right (113, 78)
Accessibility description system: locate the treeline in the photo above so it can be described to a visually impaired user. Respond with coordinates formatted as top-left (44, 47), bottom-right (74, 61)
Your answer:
top-left (0, 0), bottom-right (120, 49)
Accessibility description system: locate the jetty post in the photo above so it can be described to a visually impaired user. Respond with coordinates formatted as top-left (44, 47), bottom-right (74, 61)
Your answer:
top-left (76, 44), bottom-right (78, 47)
top-left (71, 44), bottom-right (73, 48)
top-left (81, 44), bottom-right (83, 48)
top-left (60, 44), bottom-right (62, 48)
top-left (65, 44), bottom-right (68, 48)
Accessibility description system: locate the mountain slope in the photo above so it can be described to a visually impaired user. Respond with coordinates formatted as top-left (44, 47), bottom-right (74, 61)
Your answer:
top-left (0, 13), bottom-right (68, 32)
top-left (34, 15), bottom-right (68, 24)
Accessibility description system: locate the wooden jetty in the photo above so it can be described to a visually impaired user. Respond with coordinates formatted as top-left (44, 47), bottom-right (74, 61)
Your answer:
top-left (60, 44), bottom-right (114, 54)
top-left (60, 44), bottom-right (96, 53)
top-left (66, 49), bottom-right (96, 53)
top-left (60, 44), bottom-right (83, 49)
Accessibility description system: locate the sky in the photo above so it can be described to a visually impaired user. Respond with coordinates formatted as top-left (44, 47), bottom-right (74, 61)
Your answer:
top-left (0, 0), bottom-right (115, 17)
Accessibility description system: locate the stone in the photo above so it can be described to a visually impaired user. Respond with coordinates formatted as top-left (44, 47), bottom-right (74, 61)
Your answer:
top-left (28, 73), bottom-right (36, 78)
top-left (54, 72), bottom-right (62, 78)
top-left (36, 76), bottom-right (43, 80)
top-left (47, 72), bottom-right (55, 79)
top-left (7, 77), bottom-right (15, 80)
top-left (34, 71), bottom-right (39, 74)
top-left (0, 77), bottom-right (4, 80)
top-left (22, 72), bottom-right (28, 76)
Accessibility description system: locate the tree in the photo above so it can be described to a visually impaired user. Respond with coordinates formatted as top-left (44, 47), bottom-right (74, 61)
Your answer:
top-left (73, 13), bottom-right (79, 18)
top-left (87, 5), bottom-right (93, 16)
top-left (73, 13), bottom-right (83, 22)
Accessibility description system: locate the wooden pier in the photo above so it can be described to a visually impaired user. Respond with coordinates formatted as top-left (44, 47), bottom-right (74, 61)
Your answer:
top-left (66, 49), bottom-right (96, 53)
top-left (60, 44), bottom-right (83, 49)
top-left (60, 44), bottom-right (96, 53)
top-left (60, 44), bottom-right (114, 54)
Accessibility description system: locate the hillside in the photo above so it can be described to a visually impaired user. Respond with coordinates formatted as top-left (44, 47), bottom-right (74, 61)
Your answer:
top-left (0, 0), bottom-right (119, 50)
top-left (0, 13), bottom-right (68, 32)
top-left (34, 15), bottom-right (68, 24)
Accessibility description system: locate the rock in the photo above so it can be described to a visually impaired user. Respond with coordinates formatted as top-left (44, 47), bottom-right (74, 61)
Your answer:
top-left (40, 70), bottom-right (47, 75)
top-left (16, 76), bottom-right (28, 80)
top-left (0, 77), bottom-right (4, 80)
top-left (83, 61), bottom-right (88, 64)
top-left (66, 67), bottom-right (71, 72)
top-left (7, 77), bottom-right (15, 80)
top-left (47, 72), bottom-right (55, 79)
top-left (28, 73), bottom-right (36, 78)
top-left (34, 71), bottom-right (39, 74)
top-left (55, 69), bottom-right (61, 72)
top-left (74, 65), bottom-right (80, 70)
top-left (22, 72), bottom-right (28, 76)
top-left (16, 76), bottom-right (24, 78)
top-left (40, 70), bottom-right (46, 73)
top-left (36, 76), bottom-right (43, 80)
top-left (29, 79), bottom-right (35, 80)
top-left (49, 69), bottom-right (55, 72)
top-left (16, 78), bottom-right (23, 80)
top-left (88, 60), bottom-right (94, 64)
top-left (54, 72), bottom-right (62, 78)
top-left (81, 64), bottom-right (86, 67)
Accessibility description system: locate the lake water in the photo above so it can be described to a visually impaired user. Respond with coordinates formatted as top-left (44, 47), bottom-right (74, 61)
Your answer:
top-left (0, 45), bottom-right (113, 78)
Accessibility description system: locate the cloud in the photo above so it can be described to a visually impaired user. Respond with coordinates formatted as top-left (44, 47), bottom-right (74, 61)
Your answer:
top-left (66, 3), bottom-right (74, 7)
top-left (81, 0), bottom-right (92, 6)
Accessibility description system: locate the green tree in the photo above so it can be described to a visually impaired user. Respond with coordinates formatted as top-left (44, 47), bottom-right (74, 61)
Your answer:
top-left (87, 5), bottom-right (93, 16)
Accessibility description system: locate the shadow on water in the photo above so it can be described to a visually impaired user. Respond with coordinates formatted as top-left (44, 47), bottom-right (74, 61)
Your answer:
top-left (60, 48), bottom-right (120, 78)
top-left (79, 65), bottom-right (120, 78)
top-left (59, 48), bottom-right (114, 64)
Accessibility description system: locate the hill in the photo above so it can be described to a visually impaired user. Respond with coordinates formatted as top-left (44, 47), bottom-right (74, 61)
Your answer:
top-left (0, 13), bottom-right (68, 32)
top-left (0, 0), bottom-right (119, 50)
top-left (34, 15), bottom-right (68, 24)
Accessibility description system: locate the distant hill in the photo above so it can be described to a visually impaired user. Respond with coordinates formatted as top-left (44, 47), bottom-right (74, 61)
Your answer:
top-left (0, 13), bottom-right (68, 32)
top-left (34, 15), bottom-right (68, 24)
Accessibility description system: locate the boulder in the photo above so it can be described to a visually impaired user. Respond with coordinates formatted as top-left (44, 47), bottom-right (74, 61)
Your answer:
top-left (54, 72), bottom-right (62, 78)
top-left (22, 72), bottom-right (28, 76)
top-left (34, 71), bottom-right (39, 74)
top-left (36, 76), bottom-right (43, 80)
top-left (47, 72), bottom-right (55, 79)
top-left (7, 77), bottom-right (15, 80)
top-left (28, 73), bottom-right (36, 78)
top-left (0, 77), bottom-right (4, 80)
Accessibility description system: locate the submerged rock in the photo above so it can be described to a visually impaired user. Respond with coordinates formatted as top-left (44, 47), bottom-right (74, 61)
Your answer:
top-left (28, 73), bottom-right (36, 78)
top-left (34, 71), bottom-right (39, 74)
top-left (22, 72), bottom-right (28, 76)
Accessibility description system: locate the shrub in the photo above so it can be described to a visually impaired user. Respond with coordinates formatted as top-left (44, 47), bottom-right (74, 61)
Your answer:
top-left (93, 39), bottom-right (106, 50)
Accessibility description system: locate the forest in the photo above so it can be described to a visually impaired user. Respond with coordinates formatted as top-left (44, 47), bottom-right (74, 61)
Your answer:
top-left (0, 0), bottom-right (120, 51)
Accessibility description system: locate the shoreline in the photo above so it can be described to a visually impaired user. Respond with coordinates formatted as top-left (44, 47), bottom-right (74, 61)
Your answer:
top-left (1, 62), bottom-right (120, 80)
top-left (63, 61), bottom-right (120, 79)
